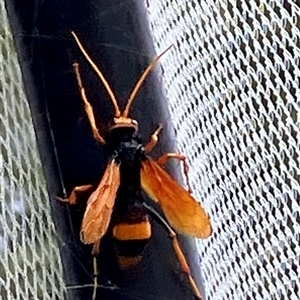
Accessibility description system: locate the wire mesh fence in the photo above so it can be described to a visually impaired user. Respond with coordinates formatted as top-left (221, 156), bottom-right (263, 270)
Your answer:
top-left (0, 1), bottom-right (66, 299)
top-left (1, 0), bottom-right (299, 299)
top-left (147, 0), bottom-right (299, 299)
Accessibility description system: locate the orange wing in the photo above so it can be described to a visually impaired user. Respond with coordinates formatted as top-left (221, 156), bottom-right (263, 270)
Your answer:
top-left (80, 159), bottom-right (120, 244)
top-left (141, 158), bottom-right (212, 238)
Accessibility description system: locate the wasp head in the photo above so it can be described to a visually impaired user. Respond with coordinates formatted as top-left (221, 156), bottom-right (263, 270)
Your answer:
top-left (109, 117), bottom-right (138, 132)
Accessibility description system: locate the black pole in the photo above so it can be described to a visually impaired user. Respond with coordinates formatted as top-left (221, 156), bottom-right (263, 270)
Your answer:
top-left (4, 1), bottom-right (206, 299)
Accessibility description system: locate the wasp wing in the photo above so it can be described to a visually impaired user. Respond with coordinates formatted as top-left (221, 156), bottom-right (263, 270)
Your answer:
top-left (141, 158), bottom-right (212, 238)
top-left (80, 159), bottom-right (120, 244)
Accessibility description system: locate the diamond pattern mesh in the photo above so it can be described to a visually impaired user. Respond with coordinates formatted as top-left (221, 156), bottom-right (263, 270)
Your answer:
top-left (1, 0), bottom-right (299, 299)
top-left (0, 1), bottom-right (66, 299)
top-left (147, 1), bottom-right (299, 299)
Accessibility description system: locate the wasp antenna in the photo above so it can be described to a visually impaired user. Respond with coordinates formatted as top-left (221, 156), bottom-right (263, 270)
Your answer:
top-left (122, 45), bottom-right (173, 117)
top-left (71, 31), bottom-right (121, 117)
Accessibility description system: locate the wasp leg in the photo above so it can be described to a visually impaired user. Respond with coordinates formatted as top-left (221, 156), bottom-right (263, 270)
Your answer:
top-left (56, 184), bottom-right (94, 205)
top-left (92, 257), bottom-right (98, 300)
top-left (145, 124), bottom-right (192, 193)
top-left (91, 241), bottom-right (100, 300)
top-left (143, 203), bottom-right (203, 300)
top-left (157, 153), bottom-right (192, 194)
top-left (144, 123), bottom-right (163, 153)
top-left (73, 63), bottom-right (106, 145)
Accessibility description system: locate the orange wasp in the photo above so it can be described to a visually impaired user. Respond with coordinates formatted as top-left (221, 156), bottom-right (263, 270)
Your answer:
top-left (63, 31), bottom-right (213, 300)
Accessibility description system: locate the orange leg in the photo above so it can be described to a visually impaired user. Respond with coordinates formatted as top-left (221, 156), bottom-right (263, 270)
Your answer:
top-left (144, 123), bottom-right (163, 153)
top-left (157, 153), bottom-right (192, 194)
top-left (64, 241), bottom-right (112, 299)
top-left (91, 241), bottom-right (101, 300)
top-left (144, 204), bottom-right (203, 300)
top-left (92, 256), bottom-right (98, 300)
top-left (58, 187), bottom-right (100, 299)
top-left (73, 63), bottom-right (106, 145)
top-left (57, 184), bottom-right (94, 205)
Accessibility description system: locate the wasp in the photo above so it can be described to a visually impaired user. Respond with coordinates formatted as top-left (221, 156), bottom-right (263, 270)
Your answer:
top-left (62, 31), bottom-right (213, 300)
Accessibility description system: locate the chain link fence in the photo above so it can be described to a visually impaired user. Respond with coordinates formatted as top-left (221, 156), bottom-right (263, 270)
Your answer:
top-left (147, 1), bottom-right (299, 299)
top-left (1, 0), bottom-right (299, 299)
top-left (0, 1), bottom-right (66, 299)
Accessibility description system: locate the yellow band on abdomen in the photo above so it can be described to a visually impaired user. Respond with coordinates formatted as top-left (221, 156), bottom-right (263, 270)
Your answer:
top-left (113, 220), bottom-right (151, 240)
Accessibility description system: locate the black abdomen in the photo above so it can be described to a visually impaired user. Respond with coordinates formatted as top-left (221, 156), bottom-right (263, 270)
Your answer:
top-left (111, 137), bottom-right (151, 268)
